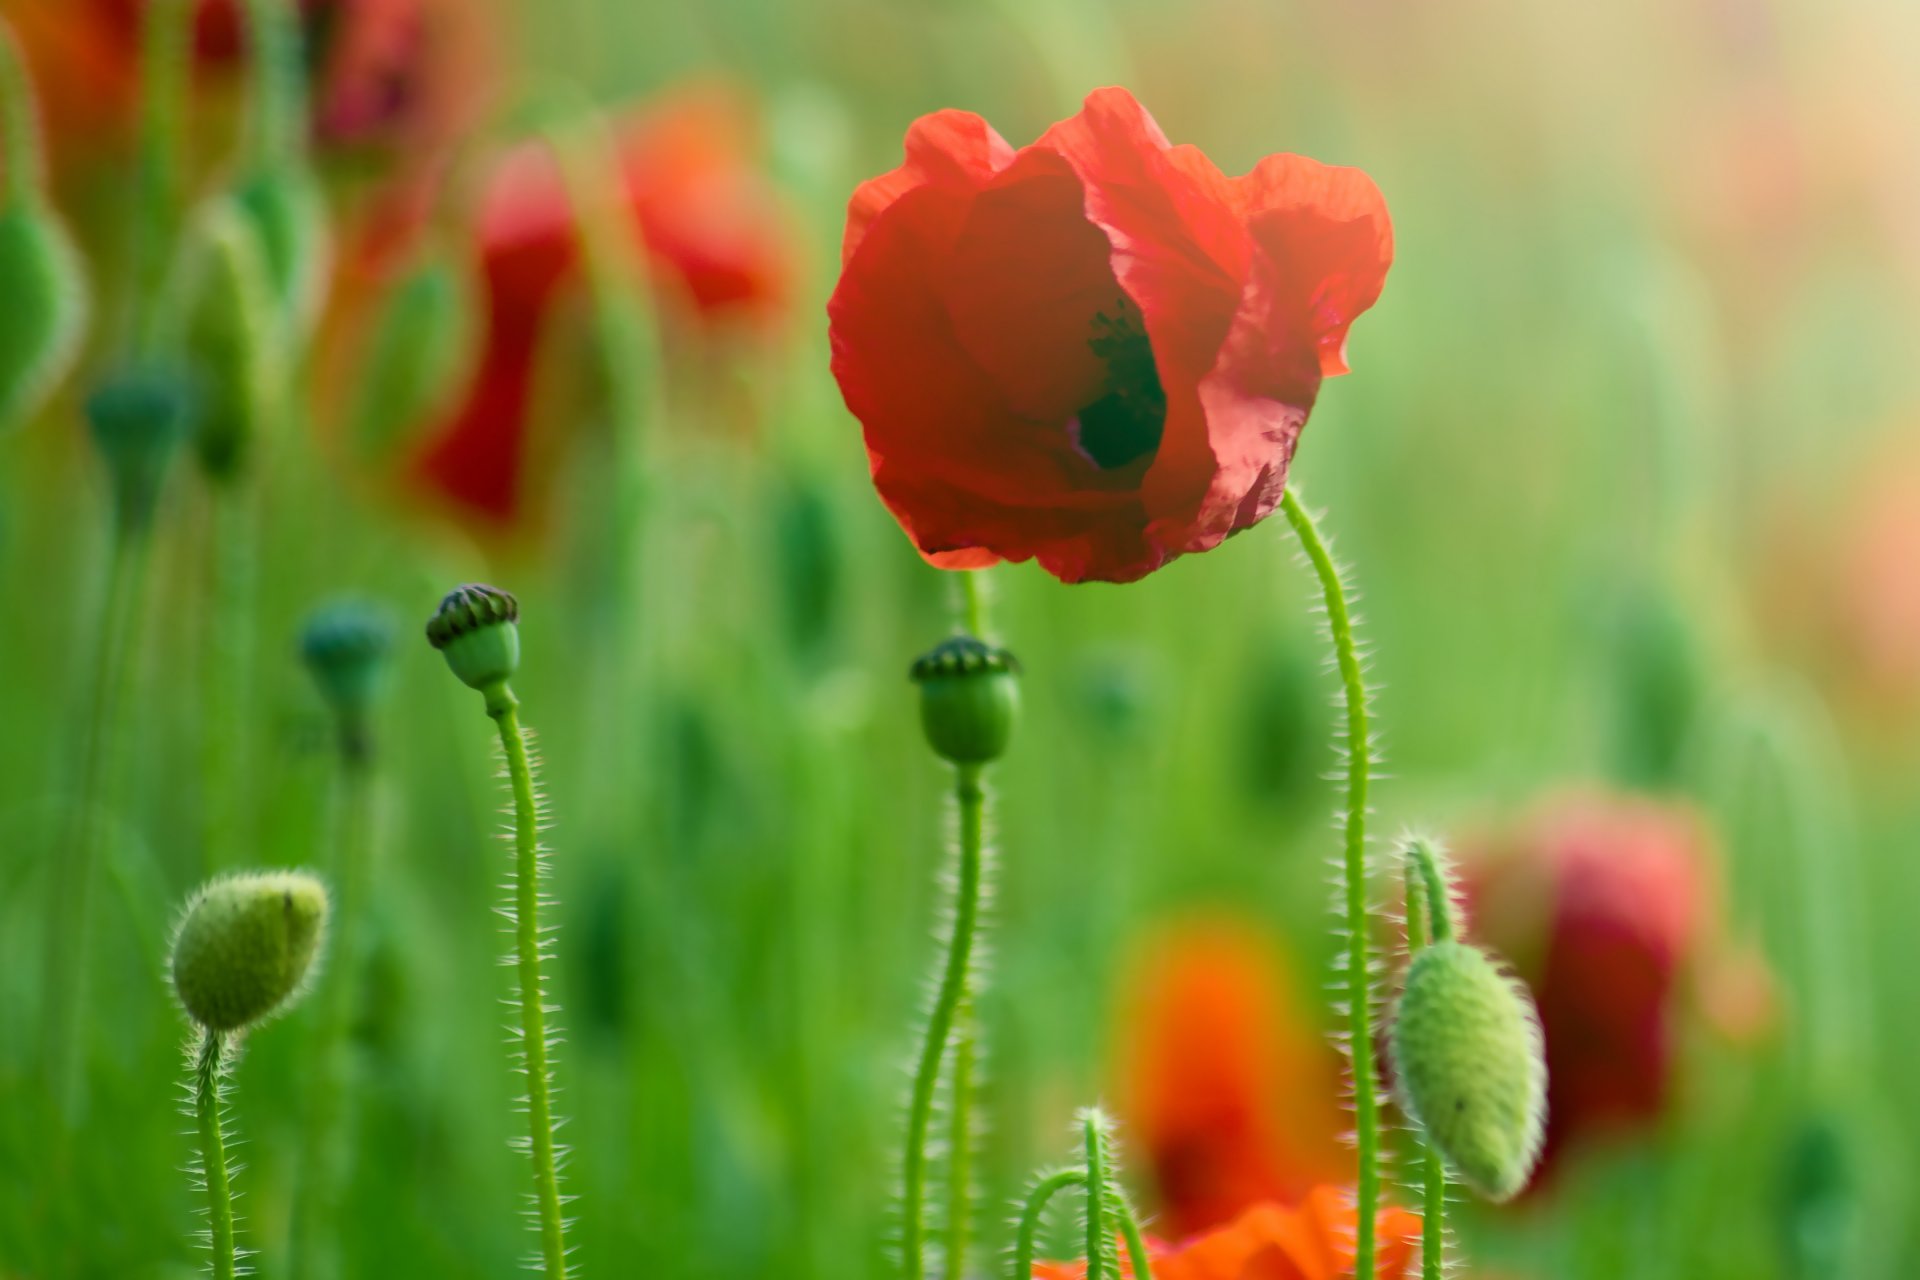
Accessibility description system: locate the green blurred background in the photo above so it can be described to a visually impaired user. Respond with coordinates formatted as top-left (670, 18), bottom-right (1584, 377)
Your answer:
top-left (2, 0), bottom-right (1917, 1275)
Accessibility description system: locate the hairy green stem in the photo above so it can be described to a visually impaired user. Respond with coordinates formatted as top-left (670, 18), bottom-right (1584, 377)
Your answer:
top-left (1083, 1114), bottom-right (1111, 1280)
top-left (44, 526), bottom-right (154, 1116)
top-left (1280, 488), bottom-right (1379, 1276)
top-left (1402, 839), bottom-right (1447, 1280)
top-left (0, 19), bottom-right (43, 206)
top-left (945, 996), bottom-right (977, 1280)
top-left (193, 1031), bottom-right (237, 1280)
top-left (487, 685), bottom-right (571, 1277)
top-left (290, 751), bottom-right (375, 1280)
top-left (901, 762), bottom-right (985, 1280)
top-left (1013, 1170), bottom-right (1087, 1280)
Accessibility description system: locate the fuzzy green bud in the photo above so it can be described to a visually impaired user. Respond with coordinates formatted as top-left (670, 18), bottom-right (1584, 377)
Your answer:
top-left (0, 202), bottom-right (88, 433)
top-left (909, 635), bottom-right (1019, 765)
top-left (426, 583), bottom-right (520, 695)
top-left (300, 598), bottom-right (393, 757)
top-left (1391, 940), bottom-right (1547, 1202)
top-left (177, 198), bottom-right (281, 481)
top-left (233, 165), bottom-right (329, 345)
top-left (85, 366), bottom-right (195, 534)
top-left (170, 871), bottom-right (329, 1032)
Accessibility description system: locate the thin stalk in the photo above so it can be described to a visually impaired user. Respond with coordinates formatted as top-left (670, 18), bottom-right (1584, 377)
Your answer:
top-left (1279, 488), bottom-right (1379, 1276)
top-left (487, 685), bottom-right (570, 1277)
top-left (131, 0), bottom-right (193, 353)
top-left (1402, 839), bottom-right (1449, 1280)
top-left (290, 750), bottom-right (375, 1280)
top-left (0, 18), bottom-right (44, 206)
top-left (1083, 1114), bottom-right (1111, 1280)
top-left (43, 525), bottom-right (155, 1114)
top-left (901, 762), bottom-right (986, 1280)
top-left (945, 997), bottom-right (977, 1280)
top-left (192, 1030), bottom-right (237, 1280)
top-left (1012, 1170), bottom-right (1087, 1280)
top-left (239, 0), bottom-right (306, 170)
top-left (1116, 1197), bottom-right (1151, 1279)
top-left (958, 570), bottom-right (987, 639)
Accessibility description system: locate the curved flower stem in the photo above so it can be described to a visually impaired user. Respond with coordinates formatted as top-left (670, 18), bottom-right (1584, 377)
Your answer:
top-left (902, 762), bottom-right (985, 1280)
top-left (0, 19), bottom-right (44, 207)
top-left (1117, 1198), bottom-right (1151, 1279)
top-left (486, 683), bottom-right (571, 1277)
top-left (192, 1030), bottom-right (237, 1280)
top-left (290, 747), bottom-right (375, 1280)
top-left (200, 483), bottom-right (256, 876)
top-left (1401, 838), bottom-right (1450, 1280)
top-left (1013, 1170), bottom-right (1087, 1280)
top-left (44, 525), bottom-right (154, 1116)
top-left (1279, 487), bottom-right (1379, 1277)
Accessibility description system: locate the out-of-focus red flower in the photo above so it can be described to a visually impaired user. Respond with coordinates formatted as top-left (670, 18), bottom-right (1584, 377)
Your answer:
top-left (1461, 792), bottom-right (1771, 1185)
top-left (1115, 916), bottom-right (1348, 1241)
top-left (408, 87), bottom-right (794, 525)
top-left (827, 87), bottom-right (1392, 584)
top-left (11, 0), bottom-right (487, 159)
top-left (1032, 1188), bottom-right (1420, 1280)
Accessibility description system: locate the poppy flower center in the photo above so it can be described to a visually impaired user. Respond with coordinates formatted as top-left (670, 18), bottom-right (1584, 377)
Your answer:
top-left (1072, 297), bottom-right (1165, 471)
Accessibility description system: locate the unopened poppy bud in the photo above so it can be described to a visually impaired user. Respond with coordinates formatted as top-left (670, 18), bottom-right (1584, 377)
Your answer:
top-left (347, 253), bottom-right (469, 463)
top-left (300, 599), bottom-right (393, 756)
top-left (1390, 939), bottom-right (1547, 1203)
top-left (0, 202), bottom-right (88, 434)
top-left (170, 871), bottom-right (329, 1033)
top-left (178, 199), bottom-right (280, 481)
top-left (85, 367), bottom-right (195, 534)
top-left (426, 583), bottom-right (521, 695)
top-left (234, 166), bottom-right (329, 344)
top-left (909, 635), bottom-right (1019, 764)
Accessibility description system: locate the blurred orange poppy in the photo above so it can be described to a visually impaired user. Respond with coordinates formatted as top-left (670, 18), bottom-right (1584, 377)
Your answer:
top-left (1115, 916), bottom-right (1349, 1240)
top-left (1033, 1187), bottom-right (1420, 1280)
top-left (405, 85), bottom-right (795, 525)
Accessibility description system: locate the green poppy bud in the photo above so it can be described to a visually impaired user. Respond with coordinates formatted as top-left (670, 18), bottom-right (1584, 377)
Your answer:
top-left (300, 598), bottom-right (393, 757)
top-left (1390, 939), bottom-right (1547, 1203)
top-left (425, 583), bottom-right (521, 694)
top-left (909, 635), bottom-right (1020, 765)
top-left (85, 367), bottom-right (195, 534)
top-left (346, 252), bottom-right (469, 464)
top-left (0, 201), bottom-right (87, 433)
top-left (170, 871), bottom-right (329, 1033)
top-left (233, 165), bottom-right (329, 345)
top-left (177, 198), bottom-right (281, 481)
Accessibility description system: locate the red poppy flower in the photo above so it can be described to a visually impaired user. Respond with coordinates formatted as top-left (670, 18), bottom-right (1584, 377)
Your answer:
top-left (1461, 792), bottom-right (1772, 1185)
top-left (1032, 1188), bottom-right (1421, 1280)
top-left (408, 87), bottom-right (794, 525)
top-left (17, 0), bottom-right (486, 159)
top-left (827, 87), bottom-right (1392, 583)
top-left (1116, 916), bottom-right (1349, 1240)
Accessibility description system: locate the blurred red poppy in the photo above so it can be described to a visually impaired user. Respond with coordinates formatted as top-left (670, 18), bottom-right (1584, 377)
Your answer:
top-left (1460, 792), bottom-right (1771, 1185)
top-left (408, 87), bottom-right (794, 525)
top-left (827, 86), bottom-right (1391, 584)
top-left (1032, 1187), bottom-right (1420, 1280)
top-left (11, 0), bottom-right (486, 159)
top-left (1116, 916), bottom-right (1349, 1240)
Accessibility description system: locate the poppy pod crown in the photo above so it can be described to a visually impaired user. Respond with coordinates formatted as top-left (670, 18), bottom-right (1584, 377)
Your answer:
top-left (828, 87), bottom-right (1392, 584)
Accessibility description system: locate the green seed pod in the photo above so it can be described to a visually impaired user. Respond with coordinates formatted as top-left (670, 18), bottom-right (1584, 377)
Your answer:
top-left (0, 201), bottom-right (87, 433)
top-left (346, 252), bottom-right (470, 464)
top-left (170, 871), bottom-right (330, 1032)
top-left (425, 583), bottom-right (521, 692)
top-left (300, 598), bottom-right (393, 756)
top-left (909, 635), bottom-right (1020, 765)
top-left (85, 366), bottom-right (195, 534)
top-left (233, 165), bottom-right (329, 346)
top-left (177, 198), bottom-right (281, 481)
top-left (1390, 939), bottom-right (1547, 1202)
